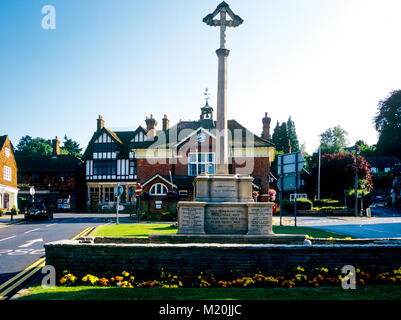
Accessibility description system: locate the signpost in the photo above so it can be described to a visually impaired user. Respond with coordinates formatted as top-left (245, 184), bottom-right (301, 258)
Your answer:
top-left (114, 184), bottom-right (123, 224)
top-left (277, 152), bottom-right (305, 227)
top-left (29, 186), bottom-right (35, 203)
top-left (135, 185), bottom-right (143, 222)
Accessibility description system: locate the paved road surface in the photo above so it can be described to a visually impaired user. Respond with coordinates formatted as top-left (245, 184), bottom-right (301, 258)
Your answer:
top-left (275, 206), bottom-right (401, 238)
top-left (0, 213), bottom-right (129, 299)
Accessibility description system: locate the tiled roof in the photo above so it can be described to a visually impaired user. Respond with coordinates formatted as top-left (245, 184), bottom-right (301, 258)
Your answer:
top-left (0, 135), bottom-right (7, 150)
top-left (15, 153), bottom-right (84, 173)
top-left (83, 119), bottom-right (275, 160)
top-left (366, 156), bottom-right (401, 169)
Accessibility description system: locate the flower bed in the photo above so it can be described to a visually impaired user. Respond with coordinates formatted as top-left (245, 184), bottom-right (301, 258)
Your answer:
top-left (58, 266), bottom-right (401, 289)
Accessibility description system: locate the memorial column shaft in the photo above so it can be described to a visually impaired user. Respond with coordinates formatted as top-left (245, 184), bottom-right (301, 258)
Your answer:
top-left (215, 47), bottom-right (230, 175)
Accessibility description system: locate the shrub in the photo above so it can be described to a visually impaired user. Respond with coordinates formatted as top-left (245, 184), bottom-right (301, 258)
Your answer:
top-left (314, 199), bottom-right (341, 208)
top-left (11, 206), bottom-right (19, 215)
top-left (0, 208), bottom-right (6, 216)
top-left (281, 198), bottom-right (313, 213)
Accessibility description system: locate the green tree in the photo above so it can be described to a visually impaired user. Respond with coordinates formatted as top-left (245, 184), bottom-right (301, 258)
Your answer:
top-left (319, 125), bottom-right (348, 154)
top-left (61, 135), bottom-right (83, 158)
top-left (286, 116), bottom-right (300, 152)
top-left (16, 136), bottom-right (52, 155)
top-left (355, 140), bottom-right (376, 158)
top-left (374, 90), bottom-right (401, 159)
top-left (271, 121), bottom-right (289, 153)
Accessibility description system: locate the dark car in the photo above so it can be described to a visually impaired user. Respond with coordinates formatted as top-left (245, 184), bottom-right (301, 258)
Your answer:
top-left (24, 203), bottom-right (53, 221)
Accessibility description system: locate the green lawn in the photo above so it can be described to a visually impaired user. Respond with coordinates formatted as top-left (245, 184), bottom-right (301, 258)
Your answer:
top-left (18, 285), bottom-right (401, 300)
top-left (90, 223), bottom-right (348, 239)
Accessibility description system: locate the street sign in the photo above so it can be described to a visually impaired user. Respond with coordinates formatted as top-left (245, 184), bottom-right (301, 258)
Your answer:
top-left (277, 152), bottom-right (305, 175)
top-left (135, 185), bottom-right (143, 196)
top-left (29, 186), bottom-right (35, 196)
top-left (277, 175), bottom-right (301, 192)
top-left (114, 185), bottom-right (124, 197)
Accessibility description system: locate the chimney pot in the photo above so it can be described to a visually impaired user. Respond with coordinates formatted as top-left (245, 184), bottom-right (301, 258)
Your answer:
top-left (162, 114), bottom-right (170, 131)
top-left (262, 112), bottom-right (271, 141)
top-left (52, 137), bottom-right (60, 156)
top-left (97, 115), bottom-right (105, 131)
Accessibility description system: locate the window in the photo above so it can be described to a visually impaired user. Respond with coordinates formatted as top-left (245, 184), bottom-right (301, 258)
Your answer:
top-left (3, 166), bottom-right (11, 181)
top-left (129, 160), bottom-right (137, 175)
top-left (93, 143), bottom-right (117, 153)
top-left (57, 173), bottom-right (70, 183)
top-left (93, 161), bottom-right (117, 175)
top-left (149, 183), bottom-right (168, 195)
top-left (4, 147), bottom-right (10, 158)
top-left (32, 173), bottom-right (40, 182)
top-left (384, 167), bottom-right (391, 173)
top-left (133, 132), bottom-right (146, 142)
top-left (188, 152), bottom-right (215, 176)
top-left (104, 187), bottom-right (115, 202)
top-left (370, 167), bottom-right (378, 174)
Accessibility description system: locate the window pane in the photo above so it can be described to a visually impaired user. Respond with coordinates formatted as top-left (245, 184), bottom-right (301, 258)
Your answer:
top-left (208, 153), bottom-right (214, 163)
top-left (189, 164), bottom-right (197, 176)
top-left (189, 153), bottom-right (196, 163)
top-left (198, 153), bottom-right (206, 163)
top-left (208, 164), bottom-right (215, 174)
top-left (198, 164), bottom-right (206, 174)
top-left (157, 184), bottom-right (161, 194)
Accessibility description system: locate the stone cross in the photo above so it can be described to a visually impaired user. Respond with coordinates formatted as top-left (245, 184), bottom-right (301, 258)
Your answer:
top-left (203, 2), bottom-right (243, 175)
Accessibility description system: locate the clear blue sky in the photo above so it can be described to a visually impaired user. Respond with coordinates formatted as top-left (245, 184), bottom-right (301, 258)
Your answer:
top-left (1, 0), bottom-right (401, 154)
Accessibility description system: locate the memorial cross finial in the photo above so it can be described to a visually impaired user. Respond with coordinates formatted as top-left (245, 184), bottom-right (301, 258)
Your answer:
top-left (203, 1), bottom-right (243, 49)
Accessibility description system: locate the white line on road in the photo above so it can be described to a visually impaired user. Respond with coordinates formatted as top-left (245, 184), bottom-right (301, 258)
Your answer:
top-left (19, 238), bottom-right (44, 248)
top-left (24, 228), bottom-right (40, 234)
top-left (45, 224), bottom-right (56, 227)
top-left (0, 235), bottom-right (16, 242)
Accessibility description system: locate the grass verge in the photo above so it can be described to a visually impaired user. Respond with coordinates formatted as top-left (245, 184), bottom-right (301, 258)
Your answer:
top-left (18, 285), bottom-right (401, 300)
top-left (90, 223), bottom-right (348, 239)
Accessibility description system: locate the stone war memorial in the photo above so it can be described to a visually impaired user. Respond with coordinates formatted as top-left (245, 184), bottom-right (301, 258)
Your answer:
top-left (44, 2), bottom-right (401, 278)
top-left (164, 2), bottom-right (299, 242)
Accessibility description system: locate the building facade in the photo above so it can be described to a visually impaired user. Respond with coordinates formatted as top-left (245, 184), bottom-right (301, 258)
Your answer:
top-left (83, 105), bottom-right (275, 214)
top-left (0, 135), bottom-right (18, 212)
top-left (16, 137), bottom-right (86, 212)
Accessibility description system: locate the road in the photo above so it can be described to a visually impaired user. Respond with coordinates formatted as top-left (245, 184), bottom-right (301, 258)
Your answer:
top-left (276, 206), bottom-right (401, 238)
top-left (0, 212), bottom-right (129, 299)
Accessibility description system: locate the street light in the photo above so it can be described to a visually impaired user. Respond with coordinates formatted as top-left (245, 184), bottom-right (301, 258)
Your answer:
top-left (354, 148), bottom-right (360, 217)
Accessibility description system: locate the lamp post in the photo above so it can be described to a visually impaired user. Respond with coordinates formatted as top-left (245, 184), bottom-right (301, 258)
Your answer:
top-left (344, 190), bottom-right (348, 210)
top-left (318, 147), bottom-right (321, 201)
top-left (354, 149), bottom-right (360, 217)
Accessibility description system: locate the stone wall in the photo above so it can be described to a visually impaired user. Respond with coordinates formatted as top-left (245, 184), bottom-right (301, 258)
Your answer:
top-left (45, 239), bottom-right (401, 277)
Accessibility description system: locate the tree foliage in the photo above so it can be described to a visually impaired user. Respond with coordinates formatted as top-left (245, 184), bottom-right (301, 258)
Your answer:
top-left (16, 136), bottom-right (53, 155)
top-left (61, 135), bottom-right (83, 158)
top-left (374, 90), bottom-right (401, 159)
top-left (310, 153), bottom-right (373, 199)
top-left (319, 125), bottom-right (348, 154)
top-left (271, 117), bottom-right (300, 153)
top-left (16, 135), bottom-right (82, 157)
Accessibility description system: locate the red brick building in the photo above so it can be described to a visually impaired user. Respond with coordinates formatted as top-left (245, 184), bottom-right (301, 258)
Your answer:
top-left (0, 135), bottom-right (18, 212)
top-left (83, 104), bottom-right (275, 214)
top-left (15, 137), bottom-right (86, 212)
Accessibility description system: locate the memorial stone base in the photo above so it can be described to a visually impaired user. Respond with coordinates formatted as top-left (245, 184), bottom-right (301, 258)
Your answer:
top-left (175, 173), bottom-right (275, 237)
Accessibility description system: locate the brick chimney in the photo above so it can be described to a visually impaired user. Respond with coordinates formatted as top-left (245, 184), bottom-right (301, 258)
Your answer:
top-left (145, 114), bottom-right (158, 140)
top-left (97, 115), bottom-right (105, 132)
top-left (262, 112), bottom-right (271, 141)
top-left (52, 136), bottom-right (60, 156)
top-left (162, 114), bottom-right (169, 131)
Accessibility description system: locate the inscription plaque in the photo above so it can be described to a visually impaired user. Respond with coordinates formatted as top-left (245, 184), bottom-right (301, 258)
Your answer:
top-left (178, 204), bottom-right (206, 234)
top-left (247, 205), bottom-right (273, 235)
top-left (205, 205), bottom-right (247, 234)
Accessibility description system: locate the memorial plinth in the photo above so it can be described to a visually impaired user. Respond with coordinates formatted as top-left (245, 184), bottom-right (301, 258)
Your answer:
top-left (177, 173), bottom-right (274, 236)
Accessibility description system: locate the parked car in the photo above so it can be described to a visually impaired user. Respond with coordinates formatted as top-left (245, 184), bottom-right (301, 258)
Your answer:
top-left (24, 203), bottom-right (53, 221)
top-left (370, 195), bottom-right (386, 207)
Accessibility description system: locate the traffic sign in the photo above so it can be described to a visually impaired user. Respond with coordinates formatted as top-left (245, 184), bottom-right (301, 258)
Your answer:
top-left (29, 186), bottom-right (35, 196)
top-left (277, 175), bottom-right (301, 192)
top-left (135, 185), bottom-right (143, 196)
top-left (114, 185), bottom-right (124, 197)
top-left (277, 152), bottom-right (305, 175)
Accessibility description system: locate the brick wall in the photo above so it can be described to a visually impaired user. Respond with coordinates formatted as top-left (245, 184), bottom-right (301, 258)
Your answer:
top-left (45, 240), bottom-right (401, 277)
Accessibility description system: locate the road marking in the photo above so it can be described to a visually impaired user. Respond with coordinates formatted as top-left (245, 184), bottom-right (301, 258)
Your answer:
top-left (0, 257), bottom-right (45, 294)
top-left (0, 260), bottom-right (46, 300)
top-left (45, 224), bottom-right (56, 227)
top-left (0, 226), bottom-right (93, 300)
top-left (0, 220), bottom-right (26, 229)
top-left (18, 238), bottom-right (44, 248)
top-left (23, 228), bottom-right (41, 234)
top-left (0, 236), bottom-right (16, 242)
